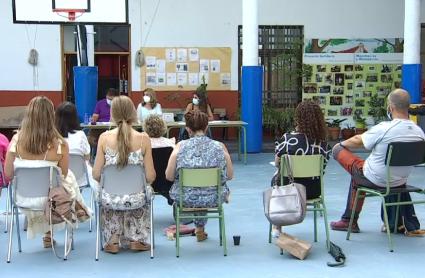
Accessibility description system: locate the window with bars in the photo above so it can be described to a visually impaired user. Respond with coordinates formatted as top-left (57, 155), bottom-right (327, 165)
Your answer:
top-left (238, 25), bottom-right (304, 108)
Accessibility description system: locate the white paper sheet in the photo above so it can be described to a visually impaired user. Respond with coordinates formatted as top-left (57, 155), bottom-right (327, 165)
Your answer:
top-left (157, 73), bottom-right (166, 86)
top-left (177, 73), bottom-right (188, 86)
top-left (211, 59), bottom-right (221, 73)
top-left (189, 48), bottom-right (199, 61)
top-left (146, 72), bottom-right (157, 86)
top-left (199, 59), bottom-right (209, 72)
top-left (188, 73), bottom-right (199, 86)
top-left (176, 63), bottom-right (189, 72)
top-left (220, 73), bottom-right (231, 86)
top-left (165, 48), bottom-right (176, 62)
top-left (177, 48), bottom-right (188, 62)
top-left (167, 73), bottom-right (177, 86)
top-left (146, 56), bottom-right (156, 69)
top-left (156, 59), bottom-right (166, 73)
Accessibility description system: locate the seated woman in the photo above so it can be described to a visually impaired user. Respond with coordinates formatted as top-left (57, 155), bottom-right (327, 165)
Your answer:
top-left (271, 100), bottom-right (331, 236)
top-left (55, 101), bottom-right (97, 190)
top-left (136, 88), bottom-right (163, 123)
top-left (93, 95), bottom-right (156, 254)
top-left (0, 132), bottom-right (10, 188)
top-left (184, 90), bottom-right (214, 121)
top-left (165, 110), bottom-right (233, 241)
top-left (4, 96), bottom-right (90, 246)
top-left (143, 115), bottom-right (175, 205)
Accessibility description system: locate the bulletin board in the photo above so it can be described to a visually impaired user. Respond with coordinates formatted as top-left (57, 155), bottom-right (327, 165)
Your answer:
top-left (140, 47), bottom-right (231, 91)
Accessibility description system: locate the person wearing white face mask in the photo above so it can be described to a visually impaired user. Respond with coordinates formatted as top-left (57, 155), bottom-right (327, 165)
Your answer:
top-left (184, 91), bottom-right (214, 121)
top-left (137, 88), bottom-right (163, 122)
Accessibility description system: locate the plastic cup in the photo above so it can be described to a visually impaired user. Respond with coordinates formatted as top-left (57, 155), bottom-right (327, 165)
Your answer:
top-left (233, 235), bottom-right (241, 246)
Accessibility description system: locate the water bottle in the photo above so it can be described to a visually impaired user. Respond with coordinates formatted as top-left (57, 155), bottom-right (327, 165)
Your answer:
top-left (84, 113), bottom-right (89, 125)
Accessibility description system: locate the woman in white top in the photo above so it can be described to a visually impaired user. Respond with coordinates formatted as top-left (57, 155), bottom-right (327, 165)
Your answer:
top-left (4, 96), bottom-right (90, 246)
top-left (55, 102), bottom-right (98, 189)
top-left (136, 88), bottom-right (162, 122)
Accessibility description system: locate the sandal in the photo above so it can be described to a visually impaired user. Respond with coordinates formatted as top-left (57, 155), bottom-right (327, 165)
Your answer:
top-left (43, 234), bottom-right (56, 248)
top-left (405, 229), bottom-right (425, 237)
top-left (129, 241), bottom-right (151, 251)
top-left (195, 229), bottom-right (208, 242)
top-left (104, 242), bottom-right (120, 254)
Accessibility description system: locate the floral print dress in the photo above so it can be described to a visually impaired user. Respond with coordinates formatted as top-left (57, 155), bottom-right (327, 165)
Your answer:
top-left (101, 147), bottom-right (150, 247)
top-left (170, 135), bottom-right (229, 227)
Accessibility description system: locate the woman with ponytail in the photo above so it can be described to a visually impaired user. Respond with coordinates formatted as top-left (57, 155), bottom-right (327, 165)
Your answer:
top-left (93, 96), bottom-right (156, 254)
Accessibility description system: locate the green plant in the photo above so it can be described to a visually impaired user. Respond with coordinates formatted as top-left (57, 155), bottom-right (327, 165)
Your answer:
top-left (263, 106), bottom-right (295, 137)
top-left (368, 93), bottom-right (387, 123)
top-left (326, 119), bottom-right (346, 128)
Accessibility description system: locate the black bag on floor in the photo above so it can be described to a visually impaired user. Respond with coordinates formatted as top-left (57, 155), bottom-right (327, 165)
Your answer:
top-left (327, 241), bottom-right (346, 267)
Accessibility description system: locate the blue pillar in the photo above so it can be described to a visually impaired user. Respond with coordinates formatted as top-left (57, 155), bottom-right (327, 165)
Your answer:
top-left (241, 66), bottom-right (263, 153)
top-left (402, 64), bottom-right (422, 104)
top-left (74, 66), bottom-right (98, 122)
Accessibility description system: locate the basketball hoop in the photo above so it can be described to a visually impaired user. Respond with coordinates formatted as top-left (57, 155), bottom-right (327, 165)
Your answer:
top-left (53, 9), bottom-right (86, 21)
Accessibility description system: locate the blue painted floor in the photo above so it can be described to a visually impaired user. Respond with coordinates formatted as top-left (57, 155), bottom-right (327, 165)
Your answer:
top-left (1, 153), bottom-right (425, 277)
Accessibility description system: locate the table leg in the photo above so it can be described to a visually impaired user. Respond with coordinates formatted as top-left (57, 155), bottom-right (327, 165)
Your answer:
top-left (238, 127), bottom-right (241, 161)
top-left (241, 126), bottom-right (247, 164)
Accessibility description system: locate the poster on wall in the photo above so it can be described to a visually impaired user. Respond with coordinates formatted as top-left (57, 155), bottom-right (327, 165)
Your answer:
top-left (302, 38), bottom-right (403, 119)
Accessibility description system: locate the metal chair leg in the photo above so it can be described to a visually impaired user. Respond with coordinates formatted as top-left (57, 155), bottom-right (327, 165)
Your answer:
top-left (95, 203), bottom-right (100, 261)
top-left (6, 204), bottom-right (15, 263)
top-left (150, 196), bottom-right (154, 259)
top-left (176, 209), bottom-right (180, 258)
top-left (381, 197), bottom-right (394, 252)
top-left (89, 189), bottom-right (94, 233)
top-left (347, 189), bottom-right (361, 240)
top-left (221, 211), bottom-right (227, 256)
top-left (393, 194), bottom-right (401, 234)
top-left (321, 201), bottom-right (330, 251)
top-left (4, 186), bottom-right (10, 233)
top-left (15, 208), bottom-right (21, 252)
top-left (268, 223), bottom-right (272, 243)
top-left (64, 227), bottom-right (68, 260)
top-left (219, 213), bottom-right (223, 246)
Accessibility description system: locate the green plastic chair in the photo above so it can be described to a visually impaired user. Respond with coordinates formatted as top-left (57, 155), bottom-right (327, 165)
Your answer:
top-left (268, 154), bottom-right (330, 251)
top-left (346, 141), bottom-right (425, 252)
top-left (175, 168), bottom-right (227, 257)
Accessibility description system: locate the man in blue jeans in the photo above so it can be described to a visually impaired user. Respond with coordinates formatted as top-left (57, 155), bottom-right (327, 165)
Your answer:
top-left (330, 89), bottom-right (425, 235)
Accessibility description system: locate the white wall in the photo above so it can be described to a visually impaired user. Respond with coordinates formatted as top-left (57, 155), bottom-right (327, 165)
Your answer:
top-left (0, 0), bottom-right (61, 91)
top-left (1, 0), bottom-right (424, 92)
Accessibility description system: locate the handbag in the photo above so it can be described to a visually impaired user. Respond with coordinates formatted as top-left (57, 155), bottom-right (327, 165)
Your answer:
top-left (44, 167), bottom-right (76, 225)
top-left (263, 155), bottom-right (307, 226)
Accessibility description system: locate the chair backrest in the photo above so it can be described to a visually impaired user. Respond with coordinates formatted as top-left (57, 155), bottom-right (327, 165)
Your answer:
top-left (385, 141), bottom-right (425, 166)
top-left (69, 153), bottom-right (88, 183)
top-left (101, 164), bottom-right (146, 195)
top-left (151, 147), bottom-right (174, 190)
top-left (280, 154), bottom-right (323, 179)
top-left (179, 168), bottom-right (221, 187)
top-left (14, 166), bottom-right (61, 198)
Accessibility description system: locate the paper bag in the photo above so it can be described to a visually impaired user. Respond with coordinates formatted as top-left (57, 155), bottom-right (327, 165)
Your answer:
top-left (276, 233), bottom-right (312, 260)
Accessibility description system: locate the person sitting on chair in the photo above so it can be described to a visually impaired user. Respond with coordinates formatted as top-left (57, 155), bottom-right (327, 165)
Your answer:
top-left (136, 88), bottom-right (163, 123)
top-left (92, 95), bottom-right (156, 254)
top-left (165, 110), bottom-right (233, 241)
top-left (330, 89), bottom-right (425, 235)
top-left (271, 100), bottom-right (331, 237)
top-left (143, 115), bottom-right (175, 205)
top-left (55, 101), bottom-right (97, 189)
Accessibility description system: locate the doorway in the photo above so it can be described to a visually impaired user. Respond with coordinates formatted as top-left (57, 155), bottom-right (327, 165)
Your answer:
top-left (61, 25), bottom-right (131, 102)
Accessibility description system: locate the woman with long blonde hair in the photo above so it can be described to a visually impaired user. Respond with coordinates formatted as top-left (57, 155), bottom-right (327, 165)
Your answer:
top-left (4, 96), bottom-right (90, 247)
top-left (93, 95), bottom-right (156, 254)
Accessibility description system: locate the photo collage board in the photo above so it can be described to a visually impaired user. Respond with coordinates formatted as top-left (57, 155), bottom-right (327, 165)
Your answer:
top-left (140, 47), bottom-right (231, 91)
top-left (303, 63), bottom-right (401, 118)
top-left (302, 38), bottom-right (404, 119)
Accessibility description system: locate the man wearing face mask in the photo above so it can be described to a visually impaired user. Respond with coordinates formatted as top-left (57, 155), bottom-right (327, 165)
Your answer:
top-left (92, 88), bottom-right (119, 123)
top-left (330, 89), bottom-right (425, 233)
top-left (136, 88), bottom-right (163, 122)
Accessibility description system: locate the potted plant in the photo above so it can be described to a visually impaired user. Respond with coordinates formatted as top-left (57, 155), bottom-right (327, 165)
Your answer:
top-left (368, 93), bottom-right (387, 124)
top-left (341, 124), bottom-right (356, 140)
top-left (326, 119), bottom-right (346, 141)
top-left (354, 117), bottom-right (367, 135)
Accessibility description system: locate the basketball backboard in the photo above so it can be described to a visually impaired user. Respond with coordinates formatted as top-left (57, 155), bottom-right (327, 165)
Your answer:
top-left (12, 0), bottom-right (128, 24)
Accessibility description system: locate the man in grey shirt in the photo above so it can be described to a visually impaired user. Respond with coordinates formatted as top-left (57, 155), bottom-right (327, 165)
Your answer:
top-left (330, 89), bottom-right (425, 233)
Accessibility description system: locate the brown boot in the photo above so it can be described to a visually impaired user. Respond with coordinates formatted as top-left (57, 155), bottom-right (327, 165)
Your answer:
top-left (104, 243), bottom-right (120, 254)
top-left (195, 227), bottom-right (208, 242)
top-left (129, 241), bottom-right (150, 251)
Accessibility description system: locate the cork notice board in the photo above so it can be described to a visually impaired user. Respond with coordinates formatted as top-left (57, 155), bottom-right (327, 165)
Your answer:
top-left (140, 47), bottom-right (231, 91)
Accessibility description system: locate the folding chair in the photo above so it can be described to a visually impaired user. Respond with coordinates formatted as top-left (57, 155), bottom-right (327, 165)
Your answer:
top-left (69, 153), bottom-right (95, 232)
top-left (175, 168), bottom-right (227, 257)
top-left (151, 147), bottom-right (174, 205)
top-left (347, 141), bottom-right (425, 252)
top-left (95, 164), bottom-right (154, 260)
top-left (6, 166), bottom-right (73, 263)
top-left (268, 154), bottom-right (330, 251)
top-left (1, 161), bottom-right (10, 233)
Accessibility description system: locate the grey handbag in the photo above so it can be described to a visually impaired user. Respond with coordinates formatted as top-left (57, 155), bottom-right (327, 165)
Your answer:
top-left (263, 155), bottom-right (307, 226)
